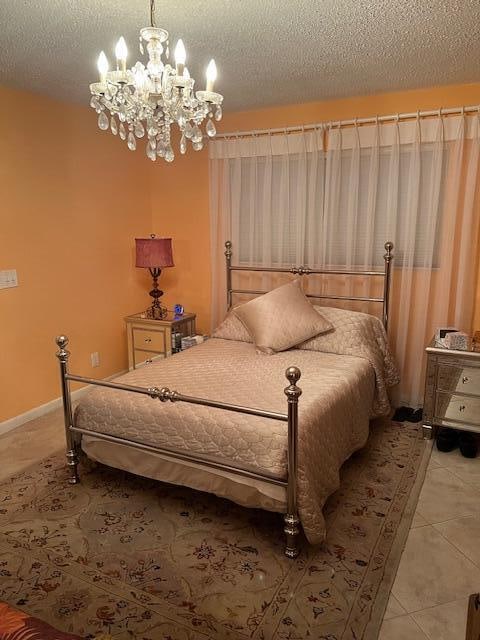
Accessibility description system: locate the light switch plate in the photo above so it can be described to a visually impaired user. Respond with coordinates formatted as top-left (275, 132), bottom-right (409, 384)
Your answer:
top-left (0, 270), bottom-right (18, 289)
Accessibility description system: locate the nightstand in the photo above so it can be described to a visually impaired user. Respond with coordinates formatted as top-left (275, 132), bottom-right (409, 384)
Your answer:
top-left (423, 337), bottom-right (480, 440)
top-left (125, 311), bottom-right (196, 370)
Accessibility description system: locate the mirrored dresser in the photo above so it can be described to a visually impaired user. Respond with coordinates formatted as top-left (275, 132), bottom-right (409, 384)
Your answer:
top-left (423, 338), bottom-right (480, 439)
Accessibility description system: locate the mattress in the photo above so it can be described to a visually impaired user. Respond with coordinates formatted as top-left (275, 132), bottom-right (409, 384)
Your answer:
top-left (75, 338), bottom-right (376, 544)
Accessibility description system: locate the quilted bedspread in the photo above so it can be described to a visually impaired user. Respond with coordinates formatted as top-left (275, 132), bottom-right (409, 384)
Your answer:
top-left (299, 306), bottom-right (400, 416)
top-left (75, 337), bottom-right (391, 544)
top-left (213, 305), bottom-right (400, 417)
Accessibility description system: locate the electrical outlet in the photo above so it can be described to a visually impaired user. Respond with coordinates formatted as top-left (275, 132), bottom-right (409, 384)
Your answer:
top-left (0, 269), bottom-right (18, 289)
top-left (90, 352), bottom-right (100, 367)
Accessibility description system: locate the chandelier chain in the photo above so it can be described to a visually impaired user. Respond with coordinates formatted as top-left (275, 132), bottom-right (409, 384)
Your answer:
top-left (150, 0), bottom-right (156, 28)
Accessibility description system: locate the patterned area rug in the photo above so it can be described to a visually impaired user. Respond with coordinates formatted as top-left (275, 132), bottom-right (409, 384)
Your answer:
top-left (0, 419), bottom-right (429, 640)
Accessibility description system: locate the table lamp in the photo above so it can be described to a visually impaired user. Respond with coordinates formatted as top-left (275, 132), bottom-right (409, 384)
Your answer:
top-left (135, 235), bottom-right (174, 319)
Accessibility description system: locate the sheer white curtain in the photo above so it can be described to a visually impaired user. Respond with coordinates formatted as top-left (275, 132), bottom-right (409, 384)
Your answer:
top-left (209, 128), bottom-right (325, 323)
top-left (209, 114), bottom-right (480, 406)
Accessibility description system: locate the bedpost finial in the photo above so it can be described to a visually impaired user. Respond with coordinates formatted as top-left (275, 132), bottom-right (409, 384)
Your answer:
top-left (55, 335), bottom-right (70, 362)
top-left (56, 335), bottom-right (69, 349)
top-left (384, 241), bottom-right (394, 259)
top-left (224, 240), bottom-right (232, 259)
top-left (285, 367), bottom-right (302, 400)
top-left (286, 366), bottom-right (301, 385)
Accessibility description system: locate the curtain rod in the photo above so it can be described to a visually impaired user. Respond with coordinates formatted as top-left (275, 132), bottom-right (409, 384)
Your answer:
top-left (214, 104), bottom-right (480, 140)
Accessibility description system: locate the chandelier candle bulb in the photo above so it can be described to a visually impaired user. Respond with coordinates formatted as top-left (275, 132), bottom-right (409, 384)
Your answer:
top-left (206, 59), bottom-right (217, 92)
top-left (115, 37), bottom-right (128, 72)
top-left (97, 51), bottom-right (109, 84)
top-left (174, 39), bottom-right (186, 76)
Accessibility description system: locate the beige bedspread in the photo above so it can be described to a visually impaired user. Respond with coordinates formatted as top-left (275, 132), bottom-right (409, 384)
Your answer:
top-left (75, 338), bottom-right (382, 544)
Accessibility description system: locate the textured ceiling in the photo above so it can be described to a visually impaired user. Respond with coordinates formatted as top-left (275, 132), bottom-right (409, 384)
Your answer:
top-left (1, 1), bottom-right (480, 113)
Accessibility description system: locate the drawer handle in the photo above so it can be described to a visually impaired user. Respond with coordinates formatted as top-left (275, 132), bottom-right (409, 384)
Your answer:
top-left (144, 337), bottom-right (152, 343)
top-left (459, 405), bottom-right (466, 412)
top-left (462, 376), bottom-right (469, 384)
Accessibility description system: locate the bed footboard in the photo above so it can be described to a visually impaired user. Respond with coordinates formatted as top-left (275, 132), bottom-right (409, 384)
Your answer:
top-left (55, 336), bottom-right (302, 558)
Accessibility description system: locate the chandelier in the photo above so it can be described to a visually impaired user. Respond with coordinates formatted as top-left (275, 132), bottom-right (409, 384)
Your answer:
top-left (89, 0), bottom-right (223, 162)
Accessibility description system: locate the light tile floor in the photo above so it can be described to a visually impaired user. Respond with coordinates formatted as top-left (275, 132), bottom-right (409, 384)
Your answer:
top-left (1, 412), bottom-right (479, 639)
top-left (380, 446), bottom-right (480, 640)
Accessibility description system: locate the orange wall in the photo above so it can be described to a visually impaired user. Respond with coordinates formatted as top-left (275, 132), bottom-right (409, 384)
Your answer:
top-left (150, 82), bottom-right (480, 333)
top-left (0, 85), bottom-right (151, 422)
top-left (149, 148), bottom-right (211, 333)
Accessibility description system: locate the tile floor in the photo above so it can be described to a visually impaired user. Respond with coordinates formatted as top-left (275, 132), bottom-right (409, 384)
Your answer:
top-left (380, 446), bottom-right (480, 640)
top-left (1, 412), bottom-right (479, 639)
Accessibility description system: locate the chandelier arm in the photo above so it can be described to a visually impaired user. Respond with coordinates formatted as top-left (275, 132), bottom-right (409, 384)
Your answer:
top-left (150, 0), bottom-right (156, 28)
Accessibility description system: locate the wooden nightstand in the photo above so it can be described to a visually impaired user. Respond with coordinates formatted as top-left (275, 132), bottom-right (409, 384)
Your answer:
top-left (125, 311), bottom-right (196, 370)
top-left (423, 337), bottom-right (480, 440)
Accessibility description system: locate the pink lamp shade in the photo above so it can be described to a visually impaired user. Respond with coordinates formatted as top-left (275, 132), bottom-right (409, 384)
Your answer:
top-left (135, 237), bottom-right (174, 268)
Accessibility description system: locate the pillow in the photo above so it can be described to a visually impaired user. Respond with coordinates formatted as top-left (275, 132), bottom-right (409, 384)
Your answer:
top-left (233, 280), bottom-right (333, 353)
top-left (299, 306), bottom-right (384, 353)
top-left (212, 310), bottom-right (253, 342)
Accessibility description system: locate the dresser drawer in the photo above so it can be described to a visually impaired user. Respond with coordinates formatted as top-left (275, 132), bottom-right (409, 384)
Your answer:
top-left (435, 392), bottom-right (480, 426)
top-left (438, 364), bottom-right (480, 395)
top-left (132, 327), bottom-right (166, 353)
top-left (133, 350), bottom-right (164, 367)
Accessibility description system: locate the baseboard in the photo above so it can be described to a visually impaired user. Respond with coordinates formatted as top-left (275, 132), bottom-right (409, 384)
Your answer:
top-left (0, 370), bottom-right (128, 437)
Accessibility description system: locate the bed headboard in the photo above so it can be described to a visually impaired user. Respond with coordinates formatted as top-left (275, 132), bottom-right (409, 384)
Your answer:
top-left (224, 241), bottom-right (394, 331)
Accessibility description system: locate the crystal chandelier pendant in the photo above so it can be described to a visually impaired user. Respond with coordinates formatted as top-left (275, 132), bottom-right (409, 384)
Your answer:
top-left (180, 134), bottom-right (187, 154)
top-left (206, 119), bottom-right (216, 137)
top-left (97, 111), bottom-right (109, 130)
top-left (88, 0), bottom-right (224, 163)
top-left (127, 131), bottom-right (137, 151)
top-left (134, 122), bottom-right (145, 138)
top-left (146, 145), bottom-right (156, 161)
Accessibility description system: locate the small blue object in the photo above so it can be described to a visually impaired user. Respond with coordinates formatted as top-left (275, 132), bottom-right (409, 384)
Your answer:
top-left (174, 304), bottom-right (184, 316)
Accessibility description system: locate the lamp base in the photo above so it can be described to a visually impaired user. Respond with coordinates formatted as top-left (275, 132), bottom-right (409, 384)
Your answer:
top-left (145, 305), bottom-right (168, 320)
top-left (145, 267), bottom-right (168, 319)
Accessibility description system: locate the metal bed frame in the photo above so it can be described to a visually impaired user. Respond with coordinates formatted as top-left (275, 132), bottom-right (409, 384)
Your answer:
top-left (56, 240), bottom-right (394, 558)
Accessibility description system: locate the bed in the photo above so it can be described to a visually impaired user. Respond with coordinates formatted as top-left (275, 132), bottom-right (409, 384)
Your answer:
top-left (55, 241), bottom-right (398, 558)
